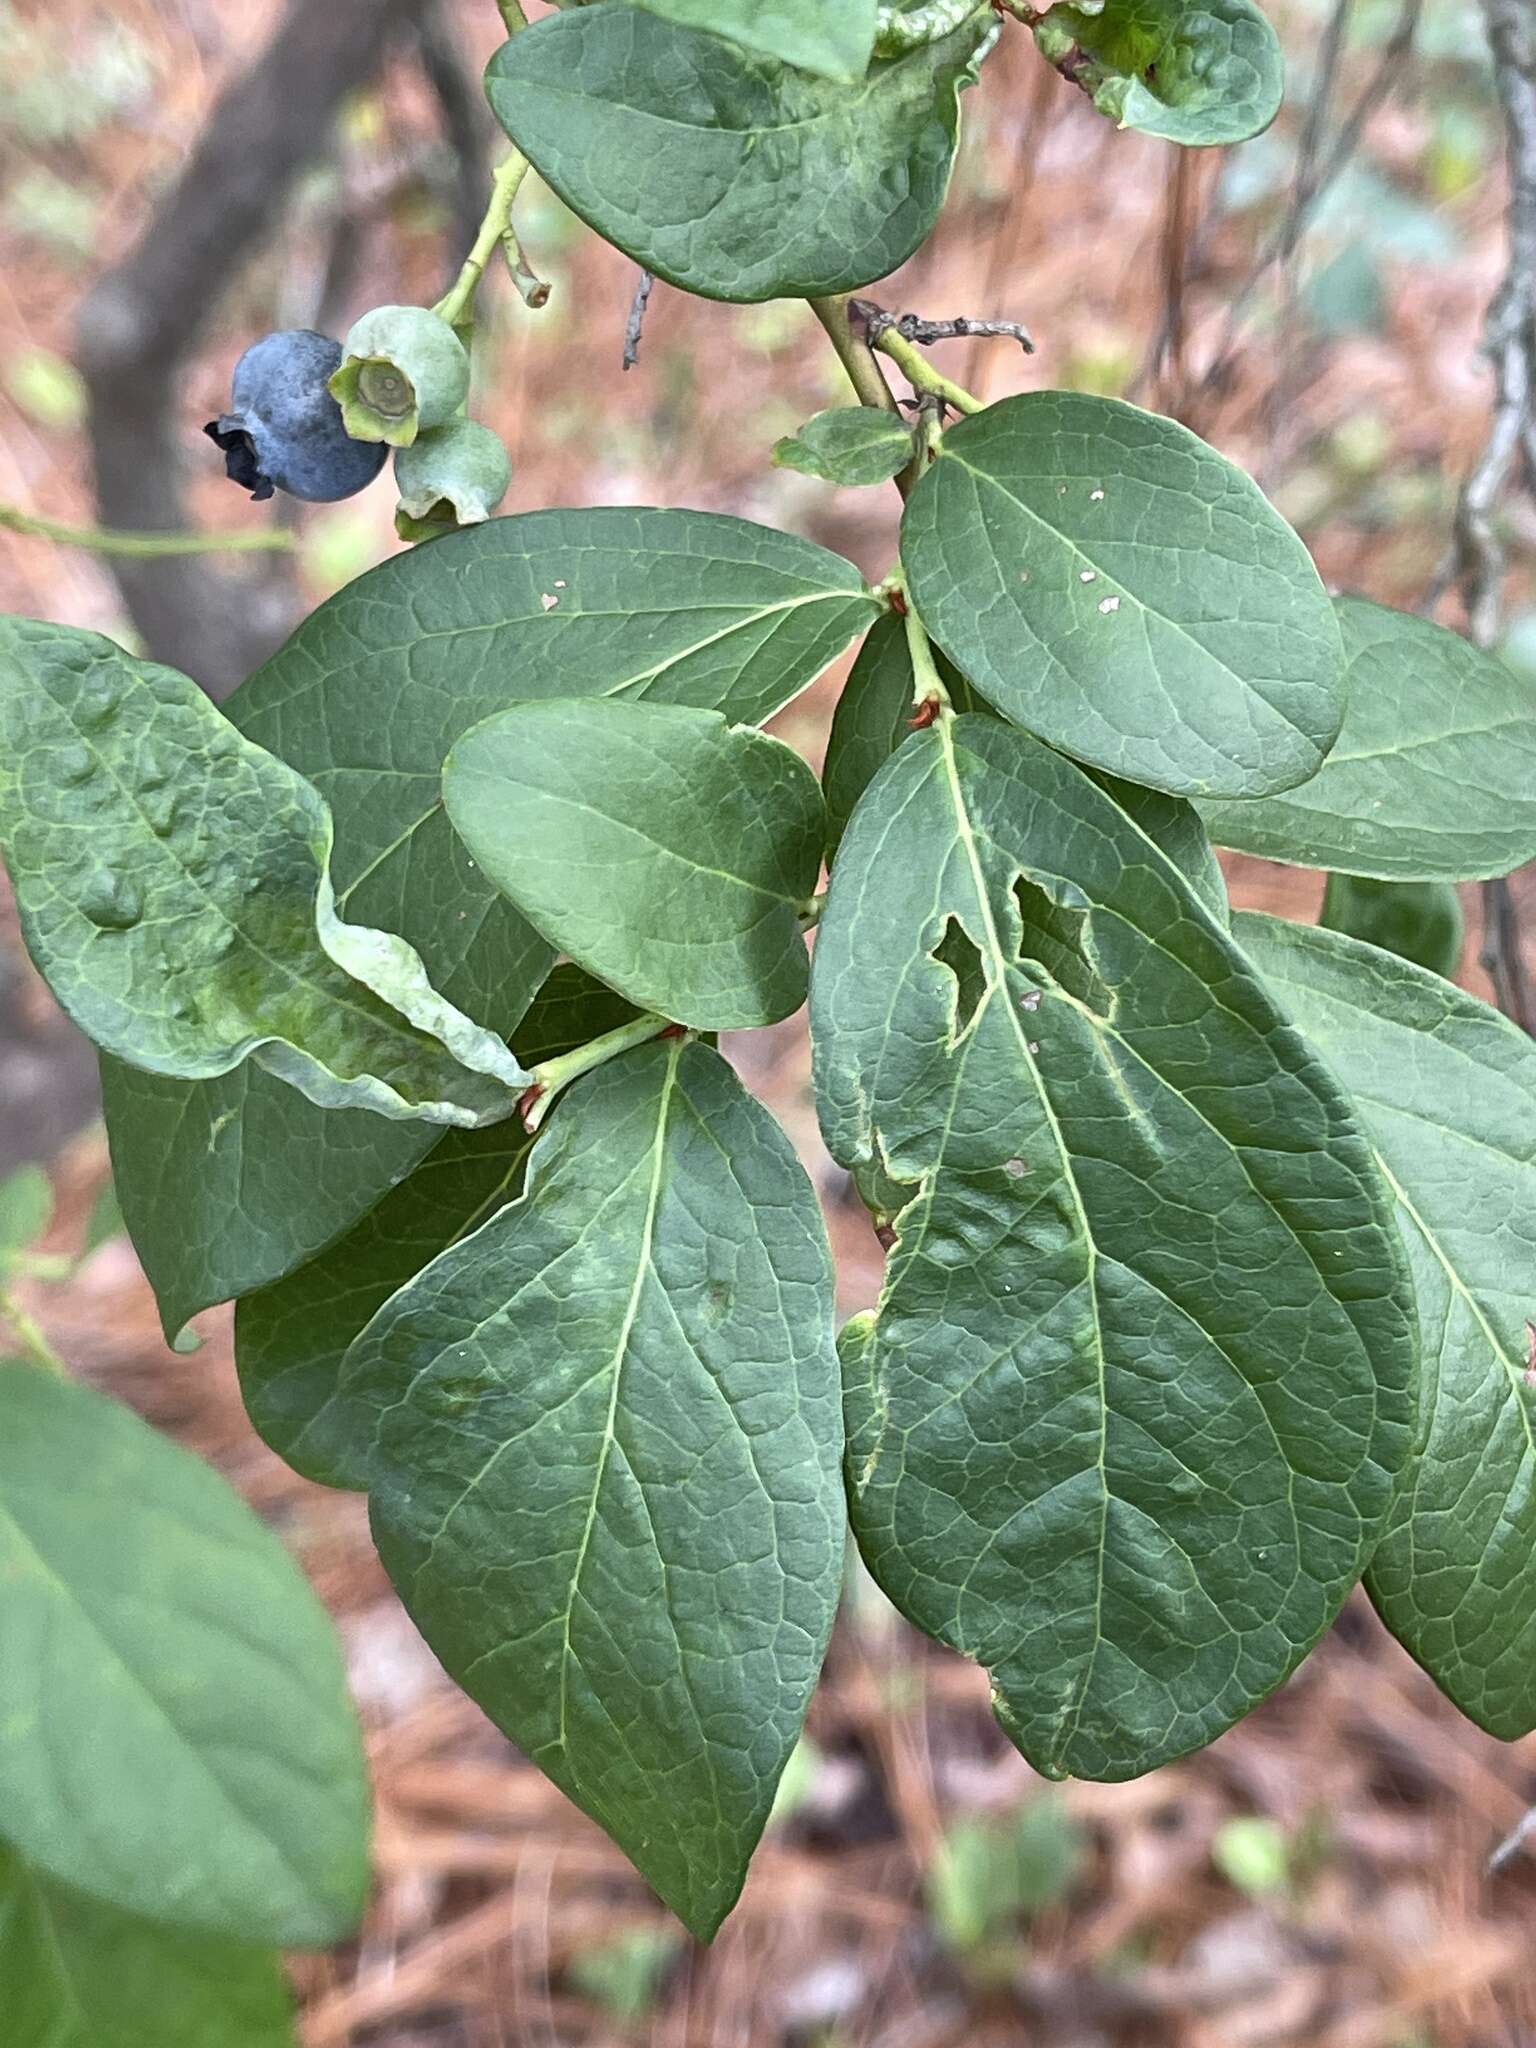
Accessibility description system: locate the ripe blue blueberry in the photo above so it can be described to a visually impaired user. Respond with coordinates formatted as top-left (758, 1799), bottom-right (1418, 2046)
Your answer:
top-left (204, 329), bottom-right (387, 503)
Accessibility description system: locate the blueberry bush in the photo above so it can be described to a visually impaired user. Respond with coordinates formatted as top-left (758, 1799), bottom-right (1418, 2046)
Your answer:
top-left (3, 0), bottom-right (1536, 2034)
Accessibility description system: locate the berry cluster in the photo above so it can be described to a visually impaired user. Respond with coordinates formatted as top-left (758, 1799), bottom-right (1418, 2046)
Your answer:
top-left (205, 306), bottom-right (511, 541)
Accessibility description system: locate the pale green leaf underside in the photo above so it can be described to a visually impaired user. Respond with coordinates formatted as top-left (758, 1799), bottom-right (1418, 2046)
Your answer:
top-left (1200, 596), bottom-right (1536, 880)
top-left (628, 0), bottom-right (879, 79)
top-left (811, 715), bottom-right (1416, 1779)
top-left (0, 1847), bottom-right (295, 2048)
top-left (0, 1366), bottom-right (369, 1946)
top-left (0, 619), bottom-right (527, 1128)
top-left (1237, 913), bottom-right (1536, 1739)
top-left (106, 507), bottom-right (868, 1330)
top-left (774, 406), bottom-right (914, 487)
top-left (1037, 0), bottom-right (1283, 146)
top-left (336, 1040), bottom-right (844, 1938)
top-left (486, 4), bottom-right (995, 302)
top-left (235, 966), bottom-right (639, 1488)
top-left (900, 392), bottom-right (1345, 797)
top-left (444, 699), bottom-right (826, 1029)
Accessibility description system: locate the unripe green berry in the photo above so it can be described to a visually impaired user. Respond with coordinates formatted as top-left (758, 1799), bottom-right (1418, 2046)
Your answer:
top-left (328, 305), bottom-right (470, 449)
top-left (393, 419), bottom-right (512, 542)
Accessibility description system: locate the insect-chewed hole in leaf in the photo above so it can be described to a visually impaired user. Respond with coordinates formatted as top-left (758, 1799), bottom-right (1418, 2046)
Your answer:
top-left (1010, 875), bottom-right (1111, 1015)
top-left (932, 915), bottom-right (987, 1039)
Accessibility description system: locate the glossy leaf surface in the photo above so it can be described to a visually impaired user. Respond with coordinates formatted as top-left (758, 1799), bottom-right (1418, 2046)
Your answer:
top-left (107, 509), bottom-right (869, 1330)
top-left (487, 4), bottom-right (995, 302)
top-left (338, 1040), bottom-right (843, 1937)
top-left (236, 967), bottom-right (638, 1487)
top-left (1239, 913), bottom-right (1536, 1738)
top-left (811, 715), bottom-right (1416, 1778)
top-left (444, 700), bottom-right (825, 1028)
top-left (900, 393), bottom-right (1344, 797)
top-left (0, 620), bottom-right (526, 1122)
top-left (1200, 597), bottom-right (1536, 879)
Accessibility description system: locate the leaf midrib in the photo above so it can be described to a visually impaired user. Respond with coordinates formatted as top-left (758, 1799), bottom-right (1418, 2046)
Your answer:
top-left (935, 718), bottom-right (1110, 1767)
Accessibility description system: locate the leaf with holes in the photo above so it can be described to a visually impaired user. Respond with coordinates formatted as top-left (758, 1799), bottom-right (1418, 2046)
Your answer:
top-left (104, 509), bottom-right (872, 1333)
top-left (0, 1364), bottom-right (369, 1944)
top-left (810, 713), bottom-right (1416, 1778)
top-left (486, 4), bottom-right (996, 302)
top-left (0, 619), bottom-right (528, 1129)
top-left (444, 699), bottom-right (826, 1028)
top-left (1238, 913), bottom-right (1536, 1739)
top-left (900, 392), bottom-right (1344, 797)
top-left (0, 1846), bottom-right (297, 2048)
top-left (235, 966), bottom-right (639, 1488)
top-left (1035, 0), bottom-right (1283, 147)
top-left (336, 1038), bottom-right (843, 1938)
top-left (1200, 597), bottom-right (1536, 880)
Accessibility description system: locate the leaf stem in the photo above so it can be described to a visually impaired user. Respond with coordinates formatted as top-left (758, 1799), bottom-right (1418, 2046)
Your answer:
top-left (873, 328), bottom-right (986, 414)
top-left (520, 1012), bottom-right (682, 1133)
top-left (433, 150), bottom-right (535, 329)
top-left (495, 0), bottom-right (531, 32)
top-left (0, 504), bottom-right (295, 556)
top-left (902, 595), bottom-right (952, 716)
top-left (809, 295), bottom-right (904, 418)
top-left (0, 1290), bottom-right (67, 1376)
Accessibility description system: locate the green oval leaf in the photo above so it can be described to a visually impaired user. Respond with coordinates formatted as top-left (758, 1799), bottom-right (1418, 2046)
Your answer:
top-left (486, 3), bottom-right (995, 303)
top-left (336, 1039), bottom-right (844, 1939)
top-left (235, 966), bottom-right (639, 1487)
top-left (0, 1365), bottom-right (369, 1945)
top-left (1035, 0), bottom-right (1283, 147)
top-left (1200, 596), bottom-right (1536, 879)
top-left (900, 392), bottom-right (1345, 797)
top-left (106, 508), bottom-right (871, 1332)
top-left (811, 714), bottom-right (1416, 1779)
top-left (0, 620), bottom-right (528, 1127)
top-left (444, 700), bottom-right (826, 1029)
top-left (774, 406), bottom-right (914, 487)
top-left (0, 1847), bottom-right (296, 2048)
top-left (1320, 873), bottom-right (1463, 978)
top-left (1237, 913), bottom-right (1536, 1740)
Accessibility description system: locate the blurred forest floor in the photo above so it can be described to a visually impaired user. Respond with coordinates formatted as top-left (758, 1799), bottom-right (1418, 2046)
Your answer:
top-left (4, 1), bottom-right (1536, 2043)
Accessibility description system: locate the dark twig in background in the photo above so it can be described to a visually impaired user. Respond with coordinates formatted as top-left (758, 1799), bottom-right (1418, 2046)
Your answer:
top-left (1445, 0), bottom-right (1536, 1033)
top-left (1167, 0), bottom-right (1423, 407)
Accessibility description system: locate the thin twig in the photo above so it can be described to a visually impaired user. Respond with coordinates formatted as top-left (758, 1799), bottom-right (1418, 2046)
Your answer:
top-left (622, 269), bottom-right (656, 371)
top-left (1190, 0), bottom-right (1423, 400)
top-left (0, 503), bottom-right (296, 556)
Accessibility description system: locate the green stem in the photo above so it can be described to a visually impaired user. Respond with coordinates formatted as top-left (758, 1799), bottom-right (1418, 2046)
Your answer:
top-left (809, 296), bottom-right (903, 417)
top-left (495, 0), bottom-right (531, 32)
top-left (522, 1012), bottom-right (680, 1132)
top-left (0, 1290), bottom-right (67, 1376)
top-left (0, 505), bottom-right (294, 556)
top-left (873, 328), bottom-right (986, 414)
top-left (902, 593), bottom-right (952, 714)
top-left (433, 150), bottom-right (535, 329)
